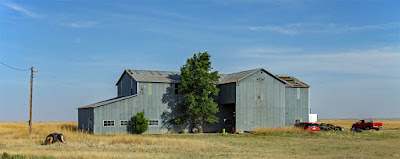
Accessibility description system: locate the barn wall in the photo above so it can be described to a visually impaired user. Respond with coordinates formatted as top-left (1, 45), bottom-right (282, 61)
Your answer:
top-left (78, 108), bottom-right (94, 133)
top-left (118, 72), bottom-right (137, 97)
top-left (285, 87), bottom-right (309, 126)
top-left (93, 82), bottom-right (181, 134)
top-left (235, 70), bottom-right (285, 132)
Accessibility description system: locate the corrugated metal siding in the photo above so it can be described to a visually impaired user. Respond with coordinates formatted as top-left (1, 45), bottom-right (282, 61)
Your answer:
top-left (218, 83), bottom-right (236, 104)
top-left (94, 82), bottom-right (181, 134)
top-left (81, 68), bottom-right (313, 134)
top-left (78, 108), bottom-right (94, 133)
top-left (235, 70), bottom-right (285, 132)
top-left (285, 87), bottom-right (309, 126)
top-left (118, 72), bottom-right (137, 97)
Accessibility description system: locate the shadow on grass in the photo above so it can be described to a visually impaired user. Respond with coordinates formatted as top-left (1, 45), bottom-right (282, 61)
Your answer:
top-left (1, 152), bottom-right (56, 159)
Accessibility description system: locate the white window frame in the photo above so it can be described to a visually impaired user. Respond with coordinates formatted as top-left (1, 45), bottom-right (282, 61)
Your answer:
top-left (120, 120), bottom-right (131, 126)
top-left (148, 120), bottom-right (159, 126)
top-left (103, 120), bottom-right (115, 127)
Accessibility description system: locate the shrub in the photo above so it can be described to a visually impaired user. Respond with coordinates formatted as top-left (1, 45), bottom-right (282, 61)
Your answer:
top-left (132, 111), bottom-right (149, 134)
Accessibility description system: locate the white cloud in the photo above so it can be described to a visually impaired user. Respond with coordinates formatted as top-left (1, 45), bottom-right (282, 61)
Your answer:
top-left (4, 2), bottom-right (41, 18)
top-left (63, 21), bottom-right (98, 28)
top-left (249, 23), bottom-right (399, 35)
top-left (316, 23), bottom-right (399, 33)
top-left (249, 24), bottom-right (302, 35)
top-left (239, 47), bottom-right (302, 56)
top-left (237, 45), bottom-right (400, 76)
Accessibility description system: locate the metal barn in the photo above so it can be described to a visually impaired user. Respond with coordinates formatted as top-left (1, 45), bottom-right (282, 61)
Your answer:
top-left (217, 69), bottom-right (287, 133)
top-left (78, 70), bottom-right (182, 134)
top-left (78, 68), bottom-right (310, 134)
top-left (278, 76), bottom-right (310, 126)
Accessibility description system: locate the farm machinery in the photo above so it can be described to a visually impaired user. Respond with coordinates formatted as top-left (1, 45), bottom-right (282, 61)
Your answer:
top-left (319, 123), bottom-right (345, 131)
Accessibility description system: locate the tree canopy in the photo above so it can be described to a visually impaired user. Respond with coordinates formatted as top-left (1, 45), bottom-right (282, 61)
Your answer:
top-left (179, 52), bottom-right (220, 131)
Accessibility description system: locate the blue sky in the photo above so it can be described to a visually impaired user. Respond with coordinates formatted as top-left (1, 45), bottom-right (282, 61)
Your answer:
top-left (0, 0), bottom-right (399, 122)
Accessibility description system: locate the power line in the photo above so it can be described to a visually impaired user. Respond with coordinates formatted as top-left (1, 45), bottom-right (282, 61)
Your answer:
top-left (0, 60), bottom-right (30, 71)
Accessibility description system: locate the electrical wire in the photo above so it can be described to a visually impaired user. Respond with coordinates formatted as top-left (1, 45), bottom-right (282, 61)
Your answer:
top-left (35, 73), bottom-right (116, 94)
top-left (0, 60), bottom-right (30, 71)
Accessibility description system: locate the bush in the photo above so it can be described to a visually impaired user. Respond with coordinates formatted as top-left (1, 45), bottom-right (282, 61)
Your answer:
top-left (132, 111), bottom-right (149, 134)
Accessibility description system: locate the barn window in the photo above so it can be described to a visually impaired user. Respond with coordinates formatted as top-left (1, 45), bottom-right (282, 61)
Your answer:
top-left (120, 120), bottom-right (131, 126)
top-left (148, 120), bottom-right (159, 125)
top-left (174, 83), bottom-right (180, 95)
top-left (103, 120), bottom-right (115, 127)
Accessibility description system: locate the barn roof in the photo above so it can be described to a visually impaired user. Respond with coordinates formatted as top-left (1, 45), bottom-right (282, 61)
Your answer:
top-left (277, 76), bottom-right (310, 88)
top-left (116, 70), bottom-right (181, 85)
top-left (116, 68), bottom-right (287, 85)
top-left (218, 68), bottom-right (287, 84)
top-left (78, 95), bottom-right (137, 109)
top-left (80, 68), bottom-right (293, 109)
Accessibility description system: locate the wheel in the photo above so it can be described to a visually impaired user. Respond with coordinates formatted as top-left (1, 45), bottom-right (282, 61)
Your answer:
top-left (375, 128), bottom-right (380, 131)
top-left (365, 127), bottom-right (370, 130)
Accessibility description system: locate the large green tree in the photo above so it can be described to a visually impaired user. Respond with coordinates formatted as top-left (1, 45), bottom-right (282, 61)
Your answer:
top-left (179, 52), bottom-right (220, 132)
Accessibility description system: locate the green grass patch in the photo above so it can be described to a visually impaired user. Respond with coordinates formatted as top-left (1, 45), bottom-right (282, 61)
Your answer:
top-left (1, 152), bottom-right (55, 159)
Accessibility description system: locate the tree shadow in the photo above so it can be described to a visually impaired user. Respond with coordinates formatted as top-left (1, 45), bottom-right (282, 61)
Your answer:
top-left (127, 117), bottom-right (133, 133)
top-left (160, 83), bottom-right (188, 133)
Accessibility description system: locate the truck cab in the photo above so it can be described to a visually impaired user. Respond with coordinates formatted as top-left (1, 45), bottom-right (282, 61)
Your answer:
top-left (352, 119), bottom-right (382, 131)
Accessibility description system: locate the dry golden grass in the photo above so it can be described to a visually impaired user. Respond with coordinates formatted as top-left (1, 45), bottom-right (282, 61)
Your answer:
top-left (1, 120), bottom-right (400, 158)
top-left (251, 126), bottom-right (308, 135)
top-left (0, 122), bottom-right (229, 159)
top-left (319, 119), bottom-right (400, 129)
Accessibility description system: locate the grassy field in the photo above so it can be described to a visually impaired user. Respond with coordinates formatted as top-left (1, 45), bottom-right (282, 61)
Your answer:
top-left (0, 120), bottom-right (399, 158)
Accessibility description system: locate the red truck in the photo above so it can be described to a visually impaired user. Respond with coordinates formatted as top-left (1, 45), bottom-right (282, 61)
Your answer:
top-left (352, 119), bottom-right (382, 131)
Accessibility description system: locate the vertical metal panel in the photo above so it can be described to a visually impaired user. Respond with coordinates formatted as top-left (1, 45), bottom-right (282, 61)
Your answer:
top-left (284, 87), bottom-right (309, 126)
top-left (94, 82), bottom-right (180, 134)
top-left (235, 70), bottom-right (286, 132)
top-left (78, 108), bottom-right (94, 133)
top-left (119, 72), bottom-right (137, 97)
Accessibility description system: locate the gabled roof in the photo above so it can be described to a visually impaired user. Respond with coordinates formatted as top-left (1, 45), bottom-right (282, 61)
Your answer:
top-left (116, 70), bottom-right (181, 85)
top-left (81, 68), bottom-right (292, 109)
top-left (277, 76), bottom-right (310, 88)
top-left (116, 68), bottom-right (287, 85)
top-left (219, 68), bottom-right (288, 85)
top-left (77, 95), bottom-right (137, 109)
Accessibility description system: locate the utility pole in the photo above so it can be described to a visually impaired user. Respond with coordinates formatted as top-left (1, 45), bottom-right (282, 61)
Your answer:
top-left (29, 66), bottom-right (37, 134)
